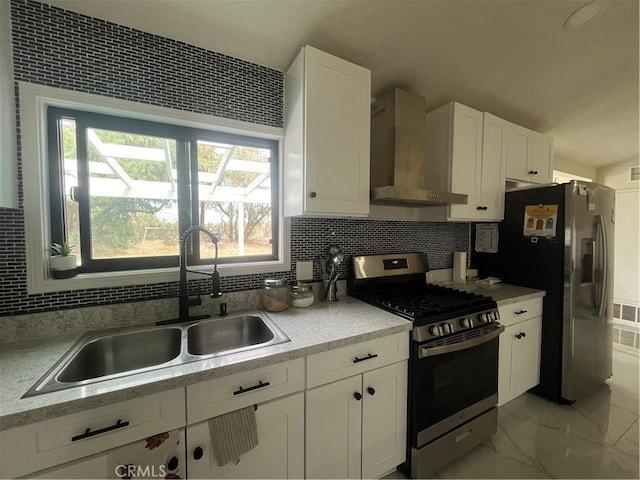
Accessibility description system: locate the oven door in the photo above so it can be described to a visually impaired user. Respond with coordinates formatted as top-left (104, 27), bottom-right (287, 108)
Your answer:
top-left (409, 324), bottom-right (504, 447)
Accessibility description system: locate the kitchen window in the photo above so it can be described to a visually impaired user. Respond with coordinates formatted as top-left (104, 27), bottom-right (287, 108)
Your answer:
top-left (20, 83), bottom-right (289, 293)
top-left (48, 108), bottom-right (279, 273)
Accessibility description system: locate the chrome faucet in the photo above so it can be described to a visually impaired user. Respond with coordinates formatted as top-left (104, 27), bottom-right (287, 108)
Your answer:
top-left (159, 225), bottom-right (222, 325)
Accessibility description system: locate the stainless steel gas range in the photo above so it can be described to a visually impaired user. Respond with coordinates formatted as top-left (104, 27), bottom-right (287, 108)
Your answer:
top-left (348, 253), bottom-right (504, 478)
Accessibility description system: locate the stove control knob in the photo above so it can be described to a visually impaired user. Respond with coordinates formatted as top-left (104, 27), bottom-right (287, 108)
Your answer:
top-left (477, 313), bottom-right (487, 323)
top-left (460, 318), bottom-right (473, 329)
top-left (494, 311), bottom-right (500, 321)
top-left (430, 325), bottom-right (443, 337)
top-left (442, 323), bottom-right (453, 334)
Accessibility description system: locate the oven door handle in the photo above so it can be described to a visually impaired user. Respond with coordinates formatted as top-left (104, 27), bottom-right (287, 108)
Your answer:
top-left (418, 325), bottom-right (505, 358)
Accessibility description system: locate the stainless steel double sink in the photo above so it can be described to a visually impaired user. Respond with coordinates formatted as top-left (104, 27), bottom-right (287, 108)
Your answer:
top-left (23, 311), bottom-right (290, 397)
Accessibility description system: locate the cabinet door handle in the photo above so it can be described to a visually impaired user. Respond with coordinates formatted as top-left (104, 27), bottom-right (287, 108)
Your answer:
top-left (515, 333), bottom-right (522, 339)
top-left (167, 456), bottom-right (179, 471)
top-left (515, 310), bottom-right (528, 315)
top-left (367, 387), bottom-right (376, 396)
top-left (354, 392), bottom-right (363, 401)
top-left (528, 170), bottom-right (538, 175)
top-left (233, 380), bottom-right (270, 395)
top-left (193, 446), bottom-right (204, 460)
top-left (309, 191), bottom-right (317, 198)
top-left (476, 206), bottom-right (488, 211)
top-left (521, 332), bottom-right (527, 338)
top-left (353, 353), bottom-right (378, 363)
top-left (71, 418), bottom-right (130, 442)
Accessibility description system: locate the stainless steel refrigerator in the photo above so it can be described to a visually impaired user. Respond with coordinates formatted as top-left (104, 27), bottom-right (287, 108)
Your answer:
top-left (473, 181), bottom-right (615, 403)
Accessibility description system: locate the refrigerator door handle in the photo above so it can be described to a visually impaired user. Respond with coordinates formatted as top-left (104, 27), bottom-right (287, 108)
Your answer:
top-left (595, 214), bottom-right (608, 318)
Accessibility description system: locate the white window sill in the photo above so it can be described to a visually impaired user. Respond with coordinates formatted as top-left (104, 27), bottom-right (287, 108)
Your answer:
top-left (29, 259), bottom-right (291, 294)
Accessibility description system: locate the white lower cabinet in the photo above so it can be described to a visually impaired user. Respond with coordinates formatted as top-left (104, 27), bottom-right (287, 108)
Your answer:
top-left (1, 388), bottom-right (185, 479)
top-left (184, 358), bottom-right (305, 479)
top-left (306, 375), bottom-right (363, 479)
top-left (27, 429), bottom-right (185, 479)
top-left (6, 334), bottom-right (411, 479)
top-left (186, 393), bottom-right (304, 479)
top-left (28, 453), bottom-right (114, 479)
top-left (361, 362), bottom-right (408, 479)
top-left (498, 298), bottom-right (543, 406)
top-left (305, 332), bottom-right (409, 479)
top-left (28, 452), bottom-right (114, 479)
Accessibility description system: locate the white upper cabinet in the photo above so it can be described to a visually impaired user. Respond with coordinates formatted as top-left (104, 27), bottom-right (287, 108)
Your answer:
top-left (480, 113), bottom-right (509, 219)
top-left (425, 103), bottom-right (506, 221)
top-left (505, 121), bottom-right (554, 184)
top-left (284, 45), bottom-right (371, 217)
top-left (529, 132), bottom-right (554, 183)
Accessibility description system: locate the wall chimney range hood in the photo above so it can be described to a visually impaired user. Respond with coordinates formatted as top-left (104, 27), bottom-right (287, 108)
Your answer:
top-left (370, 89), bottom-right (467, 206)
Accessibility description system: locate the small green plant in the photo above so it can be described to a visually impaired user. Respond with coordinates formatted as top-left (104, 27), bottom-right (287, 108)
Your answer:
top-left (51, 242), bottom-right (75, 257)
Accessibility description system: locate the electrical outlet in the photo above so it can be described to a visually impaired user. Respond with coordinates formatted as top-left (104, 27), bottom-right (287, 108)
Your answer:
top-left (296, 261), bottom-right (313, 281)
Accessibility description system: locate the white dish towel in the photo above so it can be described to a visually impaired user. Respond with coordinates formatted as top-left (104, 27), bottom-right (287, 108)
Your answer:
top-left (208, 406), bottom-right (258, 467)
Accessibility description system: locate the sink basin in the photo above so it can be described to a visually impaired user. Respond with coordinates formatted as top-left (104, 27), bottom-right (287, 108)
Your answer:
top-left (57, 328), bottom-right (182, 383)
top-left (187, 315), bottom-right (287, 356)
top-left (23, 310), bottom-right (289, 398)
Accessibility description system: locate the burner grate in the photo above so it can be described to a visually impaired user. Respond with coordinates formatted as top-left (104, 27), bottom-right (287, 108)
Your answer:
top-left (360, 285), bottom-right (493, 320)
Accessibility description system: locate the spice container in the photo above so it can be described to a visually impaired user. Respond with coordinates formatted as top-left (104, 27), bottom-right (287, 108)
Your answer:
top-left (290, 283), bottom-right (315, 308)
top-left (261, 277), bottom-right (289, 312)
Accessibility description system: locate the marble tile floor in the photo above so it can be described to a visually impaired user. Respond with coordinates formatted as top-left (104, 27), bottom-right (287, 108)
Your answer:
top-left (390, 347), bottom-right (639, 479)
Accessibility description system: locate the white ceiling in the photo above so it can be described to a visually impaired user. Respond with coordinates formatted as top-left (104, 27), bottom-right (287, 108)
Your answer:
top-left (42, 0), bottom-right (639, 168)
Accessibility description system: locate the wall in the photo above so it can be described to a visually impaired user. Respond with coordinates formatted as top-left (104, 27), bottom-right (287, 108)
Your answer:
top-left (554, 155), bottom-right (597, 181)
top-left (597, 156), bottom-right (640, 351)
top-left (0, 0), bottom-right (468, 317)
top-left (596, 157), bottom-right (640, 191)
top-left (0, 1), bottom-right (18, 208)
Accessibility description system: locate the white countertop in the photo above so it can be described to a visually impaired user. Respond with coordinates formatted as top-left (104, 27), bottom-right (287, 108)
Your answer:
top-left (436, 280), bottom-right (546, 305)
top-left (0, 281), bottom-right (544, 431)
top-left (0, 296), bottom-right (411, 431)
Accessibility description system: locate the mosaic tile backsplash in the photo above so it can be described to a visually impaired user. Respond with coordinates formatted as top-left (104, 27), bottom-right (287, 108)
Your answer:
top-left (0, 0), bottom-right (469, 317)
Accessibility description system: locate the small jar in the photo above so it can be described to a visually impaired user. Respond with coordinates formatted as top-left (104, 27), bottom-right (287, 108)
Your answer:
top-left (290, 283), bottom-right (315, 308)
top-left (261, 277), bottom-right (289, 312)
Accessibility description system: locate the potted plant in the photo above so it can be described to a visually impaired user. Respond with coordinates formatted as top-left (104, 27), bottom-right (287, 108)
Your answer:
top-left (50, 242), bottom-right (78, 279)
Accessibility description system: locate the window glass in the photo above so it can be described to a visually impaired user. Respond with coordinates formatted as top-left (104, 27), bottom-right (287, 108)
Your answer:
top-left (195, 140), bottom-right (273, 260)
top-left (86, 127), bottom-right (180, 259)
top-left (60, 118), bottom-right (81, 265)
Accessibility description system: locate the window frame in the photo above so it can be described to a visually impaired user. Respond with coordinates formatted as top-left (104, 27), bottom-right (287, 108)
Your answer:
top-left (47, 107), bottom-right (280, 273)
top-left (20, 82), bottom-right (289, 294)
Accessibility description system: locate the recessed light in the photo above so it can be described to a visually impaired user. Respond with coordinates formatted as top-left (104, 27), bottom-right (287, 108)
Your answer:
top-left (564, 0), bottom-right (606, 30)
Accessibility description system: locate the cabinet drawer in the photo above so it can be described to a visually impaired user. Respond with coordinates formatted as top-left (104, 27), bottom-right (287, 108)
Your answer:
top-left (306, 332), bottom-right (409, 388)
top-left (498, 298), bottom-right (543, 327)
top-left (1, 388), bottom-right (185, 479)
top-left (187, 358), bottom-right (305, 424)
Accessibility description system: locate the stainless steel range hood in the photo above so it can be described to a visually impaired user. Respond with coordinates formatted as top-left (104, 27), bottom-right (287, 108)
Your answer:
top-left (370, 89), bottom-right (467, 206)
